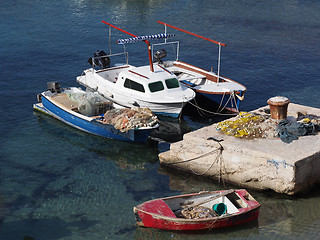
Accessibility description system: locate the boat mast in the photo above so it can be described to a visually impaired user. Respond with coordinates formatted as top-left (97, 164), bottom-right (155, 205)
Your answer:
top-left (157, 21), bottom-right (226, 82)
top-left (102, 20), bottom-right (154, 72)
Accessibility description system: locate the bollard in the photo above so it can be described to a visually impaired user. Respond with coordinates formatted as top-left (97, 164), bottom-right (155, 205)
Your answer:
top-left (267, 96), bottom-right (290, 120)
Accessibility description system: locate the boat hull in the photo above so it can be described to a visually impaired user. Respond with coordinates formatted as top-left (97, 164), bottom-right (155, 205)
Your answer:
top-left (77, 66), bottom-right (195, 119)
top-left (182, 82), bottom-right (244, 113)
top-left (36, 96), bottom-right (154, 143)
top-left (134, 207), bottom-right (259, 230)
top-left (133, 189), bottom-right (260, 231)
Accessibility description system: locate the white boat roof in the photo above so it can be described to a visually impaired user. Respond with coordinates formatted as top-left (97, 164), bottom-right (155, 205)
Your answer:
top-left (124, 64), bottom-right (174, 82)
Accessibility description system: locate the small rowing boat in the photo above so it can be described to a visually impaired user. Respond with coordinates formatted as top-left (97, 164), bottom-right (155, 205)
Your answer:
top-left (133, 189), bottom-right (260, 230)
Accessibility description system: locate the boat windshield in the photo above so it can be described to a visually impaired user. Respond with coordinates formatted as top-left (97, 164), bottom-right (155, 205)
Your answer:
top-left (149, 81), bottom-right (164, 93)
top-left (165, 78), bottom-right (180, 89)
top-left (124, 78), bottom-right (145, 93)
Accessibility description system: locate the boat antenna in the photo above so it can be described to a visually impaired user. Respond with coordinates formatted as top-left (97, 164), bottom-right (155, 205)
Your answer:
top-left (108, 26), bottom-right (112, 55)
top-left (217, 44), bottom-right (221, 83)
top-left (157, 21), bottom-right (226, 82)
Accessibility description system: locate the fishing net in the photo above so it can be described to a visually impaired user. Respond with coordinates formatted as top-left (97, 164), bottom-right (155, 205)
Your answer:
top-left (216, 112), bottom-right (272, 139)
top-left (217, 111), bottom-right (320, 142)
top-left (66, 91), bottom-right (112, 116)
top-left (178, 206), bottom-right (218, 219)
top-left (103, 107), bottom-right (158, 132)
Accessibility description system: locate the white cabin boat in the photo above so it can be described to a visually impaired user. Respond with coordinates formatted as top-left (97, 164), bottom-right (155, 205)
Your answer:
top-left (76, 21), bottom-right (195, 118)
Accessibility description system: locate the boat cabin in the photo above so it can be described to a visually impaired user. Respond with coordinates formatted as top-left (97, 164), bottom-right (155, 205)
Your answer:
top-left (112, 65), bottom-right (183, 97)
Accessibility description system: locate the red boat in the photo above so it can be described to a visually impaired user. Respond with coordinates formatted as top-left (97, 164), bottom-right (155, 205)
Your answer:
top-left (133, 189), bottom-right (260, 231)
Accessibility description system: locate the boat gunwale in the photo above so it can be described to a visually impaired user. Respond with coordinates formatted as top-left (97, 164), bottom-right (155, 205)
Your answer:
top-left (173, 60), bottom-right (247, 91)
top-left (95, 64), bottom-right (131, 74)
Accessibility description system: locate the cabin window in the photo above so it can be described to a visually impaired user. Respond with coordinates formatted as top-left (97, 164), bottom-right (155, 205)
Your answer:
top-left (124, 78), bottom-right (145, 93)
top-left (165, 78), bottom-right (180, 89)
top-left (148, 81), bottom-right (164, 93)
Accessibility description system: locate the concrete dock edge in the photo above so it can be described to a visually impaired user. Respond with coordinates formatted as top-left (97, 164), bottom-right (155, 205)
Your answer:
top-left (159, 103), bottom-right (320, 195)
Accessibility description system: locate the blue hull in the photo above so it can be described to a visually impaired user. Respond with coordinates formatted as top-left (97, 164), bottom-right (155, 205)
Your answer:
top-left (153, 111), bottom-right (179, 118)
top-left (198, 91), bottom-right (241, 112)
top-left (181, 81), bottom-right (243, 113)
top-left (38, 97), bottom-right (154, 143)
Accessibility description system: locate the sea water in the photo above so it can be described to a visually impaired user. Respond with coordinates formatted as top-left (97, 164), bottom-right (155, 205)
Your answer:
top-left (1, 0), bottom-right (320, 239)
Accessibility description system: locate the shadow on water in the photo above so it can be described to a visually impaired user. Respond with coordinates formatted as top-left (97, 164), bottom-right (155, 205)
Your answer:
top-left (33, 111), bottom-right (159, 165)
top-left (134, 220), bottom-right (259, 240)
top-left (0, 217), bottom-right (99, 240)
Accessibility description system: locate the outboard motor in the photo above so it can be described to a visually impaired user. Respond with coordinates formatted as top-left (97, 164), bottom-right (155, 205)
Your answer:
top-left (88, 56), bottom-right (100, 67)
top-left (47, 81), bottom-right (61, 93)
top-left (88, 50), bottom-right (111, 68)
top-left (96, 50), bottom-right (111, 69)
top-left (153, 49), bottom-right (167, 63)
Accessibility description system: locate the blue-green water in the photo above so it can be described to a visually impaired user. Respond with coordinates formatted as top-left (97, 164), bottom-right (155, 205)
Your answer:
top-left (1, 0), bottom-right (320, 239)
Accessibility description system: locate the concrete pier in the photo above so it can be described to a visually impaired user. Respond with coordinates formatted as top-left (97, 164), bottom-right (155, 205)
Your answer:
top-left (159, 103), bottom-right (320, 195)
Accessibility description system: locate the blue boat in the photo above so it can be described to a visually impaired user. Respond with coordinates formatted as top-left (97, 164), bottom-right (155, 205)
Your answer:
top-left (33, 82), bottom-right (159, 143)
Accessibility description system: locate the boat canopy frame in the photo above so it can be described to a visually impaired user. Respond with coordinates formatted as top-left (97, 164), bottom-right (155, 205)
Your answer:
top-left (102, 20), bottom-right (175, 73)
top-left (157, 21), bottom-right (226, 83)
top-left (151, 41), bottom-right (180, 62)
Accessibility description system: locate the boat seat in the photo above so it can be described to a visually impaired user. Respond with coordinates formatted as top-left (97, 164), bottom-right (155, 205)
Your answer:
top-left (139, 199), bottom-right (177, 218)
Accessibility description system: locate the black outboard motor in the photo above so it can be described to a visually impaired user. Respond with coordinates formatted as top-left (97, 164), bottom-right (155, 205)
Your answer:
top-left (47, 81), bottom-right (61, 93)
top-left (88, 55), bottom-right (100, 67)
top-left (88, 50), bottom-right (111, 68)
top-left (96, 50), bottom-right (111, 69)
top-left (153, 49), bottom-right (167, 63)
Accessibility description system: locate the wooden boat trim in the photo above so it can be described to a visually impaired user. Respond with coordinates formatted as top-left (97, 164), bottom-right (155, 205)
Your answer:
top-left (173, 61), bottom-right (221, 83)
top-left (174, 61), bottom-right (246, 88)
top-left (129, 70), bottom-right (149, 79)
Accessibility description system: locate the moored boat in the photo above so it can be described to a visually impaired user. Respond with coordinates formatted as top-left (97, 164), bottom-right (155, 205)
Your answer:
top-left (133, 189), bottom-right (260, 230)
top-left (76, 21), bottom-right (195, 118)
top-left (153, 21), bottom-right (247, 115)
top-left (33, 82), bottom-right (159, 143)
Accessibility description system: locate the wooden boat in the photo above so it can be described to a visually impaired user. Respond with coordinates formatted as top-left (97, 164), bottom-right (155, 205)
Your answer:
top-left (33, 82), bottom-right (159, 143)
top-left (76, 21), bottom-right (195, 118)
top-left (133, 189), bottom-right (260, 230)
top-left (153, 21), bottom-right (247, 115)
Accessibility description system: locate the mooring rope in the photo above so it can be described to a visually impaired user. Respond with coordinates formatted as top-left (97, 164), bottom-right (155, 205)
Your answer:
top-left (165, 147), bottom-right (221, 165)
top-left (188, 98), bottom-right (238, 116)
top-left (188, 139), bottom-right (224, 176)
top-left (164, 138), bottom-right (226, 185)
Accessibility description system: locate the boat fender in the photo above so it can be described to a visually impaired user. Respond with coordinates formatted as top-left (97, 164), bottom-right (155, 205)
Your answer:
top-left (235, 91), bottom-right (245, 101)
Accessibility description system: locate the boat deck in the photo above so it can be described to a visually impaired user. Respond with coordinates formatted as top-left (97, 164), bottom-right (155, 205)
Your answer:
top-left (50, 93), bottom-right (79, 112)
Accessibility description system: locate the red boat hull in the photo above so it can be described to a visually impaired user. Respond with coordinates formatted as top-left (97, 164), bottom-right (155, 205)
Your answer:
top-left (135, 207), bottom-right (259, 230)
top-left (133, 189), bottom-right (260, 231)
